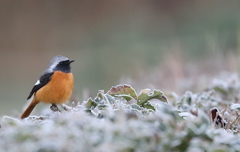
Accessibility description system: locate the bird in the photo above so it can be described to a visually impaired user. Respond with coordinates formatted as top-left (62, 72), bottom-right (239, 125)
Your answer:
top-left (21, 55), bottom-right (74, 119)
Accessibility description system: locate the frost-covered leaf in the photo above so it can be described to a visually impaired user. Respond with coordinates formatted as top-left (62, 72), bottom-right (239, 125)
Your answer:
top-left (25, 116), bottom-right (49, 121)
top-left (105, 94), bottom-right (117, 104)
top-left (142, 102), bottom-right (155, 111)
top-left (112, 94), bottom-right (133, 101)
top-left (97, 104), bottom-right (107, 110)
top-left (230, 104), bottom-right (240, 110)
top-left (107, 84), bottom-right (138, 101)
top-left (137, 89), bottom-right (168, 105)
top-left (85, 98), bottom-right (97, 109)
top-left (213, 86), bottom-right (228, 96)
top-left (97, 90), bottom-right (105, 99)
top-left (1, 116), bottom-right (22, 126)
top-left (131, 104), bottom-right (143, 111)
top-left (184, 91), bottom-right (192, 105)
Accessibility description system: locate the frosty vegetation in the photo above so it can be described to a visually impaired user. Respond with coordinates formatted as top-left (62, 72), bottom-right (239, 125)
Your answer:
top-left (1, 75), bottom-right (240, 152)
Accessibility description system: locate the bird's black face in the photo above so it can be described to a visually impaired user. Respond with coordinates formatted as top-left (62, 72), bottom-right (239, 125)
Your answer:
top-left (54, 59), bottom-right (74, 73)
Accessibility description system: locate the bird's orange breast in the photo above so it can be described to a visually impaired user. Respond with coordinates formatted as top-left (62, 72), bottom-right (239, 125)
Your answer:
top-left (35, 71), bottom-right (74, 104)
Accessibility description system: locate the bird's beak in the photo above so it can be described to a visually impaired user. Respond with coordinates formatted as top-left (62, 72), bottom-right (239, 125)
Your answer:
top-left (69, 60), bottom-right (75, 63)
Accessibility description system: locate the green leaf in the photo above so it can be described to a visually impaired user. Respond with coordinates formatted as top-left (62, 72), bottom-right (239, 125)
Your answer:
top-left (113, 94), bottom-right (133, 101)
top-left (85, 98), bottom-right (97, 109)
top-left (213, 86), bottom-right (228, 96)
top-left (97, 104), bottom-right (107, 110)
top-left (142, 102), bottom-right (156, 110)
top-left (97, 90), bottom-right (105, 100)
top-left (107, 84), bottom-right (138, 101)
top-left (137, 89), bottom-right (168, 105)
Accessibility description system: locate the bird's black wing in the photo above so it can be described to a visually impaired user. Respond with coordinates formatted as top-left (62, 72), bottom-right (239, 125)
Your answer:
top-left (27, 72), bottom-right (54, 100)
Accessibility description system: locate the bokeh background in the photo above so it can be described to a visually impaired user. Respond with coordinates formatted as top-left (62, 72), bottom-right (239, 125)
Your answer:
top-left (1, 0), bottom-right (240, 116)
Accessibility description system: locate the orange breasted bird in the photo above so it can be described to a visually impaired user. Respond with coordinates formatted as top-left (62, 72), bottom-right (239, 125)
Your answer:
top-left (21, 55), bottom-right (74, 119)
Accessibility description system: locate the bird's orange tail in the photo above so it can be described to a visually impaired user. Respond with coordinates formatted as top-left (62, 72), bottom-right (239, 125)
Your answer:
top-left (21, 98), bottom-right (39, 119)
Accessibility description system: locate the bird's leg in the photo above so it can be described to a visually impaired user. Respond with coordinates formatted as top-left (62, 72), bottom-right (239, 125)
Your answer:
top-left (50, 104), bottom-right (61, 113)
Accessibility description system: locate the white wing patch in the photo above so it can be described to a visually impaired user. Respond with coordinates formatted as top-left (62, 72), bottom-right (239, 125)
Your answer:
top-left (35, 80), bottom-right (40, 85)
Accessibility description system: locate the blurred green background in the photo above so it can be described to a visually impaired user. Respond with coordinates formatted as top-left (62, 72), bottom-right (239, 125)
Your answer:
top-left (1, 0), bottom-right (240, 116)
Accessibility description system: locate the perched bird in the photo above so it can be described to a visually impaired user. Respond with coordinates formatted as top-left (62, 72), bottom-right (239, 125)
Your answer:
top-left (21, 55), bottom-right (74, 119)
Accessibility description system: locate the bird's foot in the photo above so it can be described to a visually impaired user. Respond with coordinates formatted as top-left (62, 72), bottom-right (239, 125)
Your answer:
top-left (50, 104), bottom-right (61, 113)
